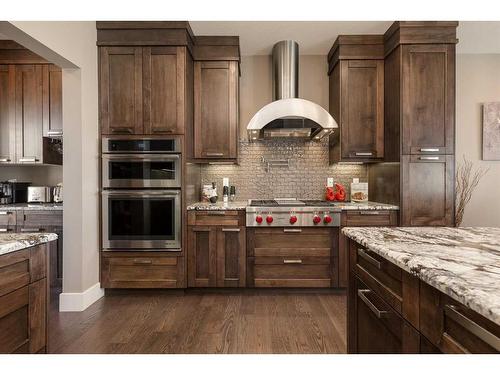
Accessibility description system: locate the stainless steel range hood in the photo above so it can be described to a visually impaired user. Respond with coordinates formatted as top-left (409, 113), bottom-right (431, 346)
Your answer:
top-left (247, 40), bottom-right (337, 141)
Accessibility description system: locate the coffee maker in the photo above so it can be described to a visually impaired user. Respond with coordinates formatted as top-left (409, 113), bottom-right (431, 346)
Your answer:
top-left (0, 181), bottom-right (31, 204)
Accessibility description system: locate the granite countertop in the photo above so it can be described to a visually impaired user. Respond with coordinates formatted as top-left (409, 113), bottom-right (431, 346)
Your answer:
top-left (187, 201), bottom-right (248, 211)
top-left (0, 203), bottom-right (63, 211)
top-left (187, 200), bottom-right (398, 211)
top-left (341, 226), bottom-right (500, 325)
top-left (0, 232), bottom-right (59, 256)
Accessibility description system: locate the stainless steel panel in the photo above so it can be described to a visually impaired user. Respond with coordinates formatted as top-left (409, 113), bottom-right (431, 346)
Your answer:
top-left (272, 40), bottom-right (299, 101)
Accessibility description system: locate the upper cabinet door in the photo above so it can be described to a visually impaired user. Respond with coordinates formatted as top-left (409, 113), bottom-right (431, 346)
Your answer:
top-left (143, 47), bottom-right (185, 135)
top-left (341, 60), bottom-right (384, 160)
top-left (43, 65), bottom-right (62, 137)
top-left (402, 44), bottom-right (455, 155)
top-left (194, 60), bottom-right (238, 160)
top-left (0, 65), bottom-right (16, 164)
top-left (15, 65), bottom-right (45, 164)
top-left (100, 47), bottom-right (143, 135)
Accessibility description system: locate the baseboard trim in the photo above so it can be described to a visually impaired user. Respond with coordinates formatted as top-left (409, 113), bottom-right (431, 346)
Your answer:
top-left (59, 282), bottom-right (104, 312)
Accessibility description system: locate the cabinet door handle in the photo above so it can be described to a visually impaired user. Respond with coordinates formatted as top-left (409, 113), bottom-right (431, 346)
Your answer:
top-left (206, 152), bottom-right (224, 157)
top-left (111, 127), bottom-right (133, 134)
top-left (133, 259), bottom-right (152, 265)
top-left (420, 148), bottom-right (440, 152)
top-left (0, 228), bottom-right (14, 232)
top-left (0, 157), bottom-right (11, 162)
top-left (192, 228), bottom-right (211, 232)
top-left (357, 248), bottom-right (382, 269)
top-left (357, 289), bottom-right (389, 319)
top-left (152, 129), bottom-right (174, 133)
top-left (355, 152), bottom-right (373, 156)
top-left (19, 157), bottom-right (39, 163)
top-left (283, 228), bottom-right (302, 233)
top-left (283, 259), bottom-right (302, 264)
top-left (221, 228), bottom-right (240, 232)
top-left (0, 211), bottom-right (13, 215)
top-left (47, 130), bottom-right (63, 136)
top-left (21, 228), bottom-right (45, 232)
top-left (444, 305), bottom-right (500, 351)
top-left (418, 156), bottom-right (440, 161)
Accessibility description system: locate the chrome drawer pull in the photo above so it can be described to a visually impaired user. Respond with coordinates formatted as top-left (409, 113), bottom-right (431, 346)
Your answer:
top-left (19, 157), bottom-right (39, 163)
top-left (206, 211), bottom-right (226, 216)
top-left (21, 228), bottom-right (44, 232)
top-left (206, 152), bottom-right (224, 157)
top-left (283, 259), bottom-right (302, 264)
top-left (192, 228), bottom-right (211, 232)
top-left (133, 259), bottom-right (152, 265)
top-left (357, 248), bottom-right (382, 269)
top-left (355, 152), bottom-right (373, 156)
top-left (221, 228), bottom-right (240, 232)
top-left (0, 157), bottom-right (11, 162)
top-left (420, 148), bottom-right (440, 152)
top-left (283, 229), bottom-right (302, 233)
top-left (418, 156), bottom-right (440, 161)
top-left (359, 211), bottom-right (381, 215)
top-left (47, 130), bottom-right (63, 136)
top-left (358, 289), bottom-right (389, 319)
top-left (111, 127), bottom-right (133, 134)
top-left (445, 305), bottom-right (500, 351)
top-left (0, 228), bottom-right (13, 232)
top-left (0, 211), bottom-right (13, 215)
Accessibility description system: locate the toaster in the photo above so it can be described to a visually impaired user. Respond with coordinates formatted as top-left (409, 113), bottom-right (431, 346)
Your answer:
top-left (27, 186), bottom-right (53, 203)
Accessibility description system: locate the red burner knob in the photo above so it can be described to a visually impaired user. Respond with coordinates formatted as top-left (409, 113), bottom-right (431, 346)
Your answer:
top-left (289, 215), bottom-right (298, 224)
top-left (266, 215), bottom-right (274, 224)
top-left (324, 215), bottom-right (332, 224)
top-left (255, 215), bottom-right (263, 224)
top-left (313, 215), bottom-right (321, 224)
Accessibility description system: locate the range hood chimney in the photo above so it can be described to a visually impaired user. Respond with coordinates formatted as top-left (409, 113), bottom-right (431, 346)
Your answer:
top-left (247, 40), bottom-right (337, 141)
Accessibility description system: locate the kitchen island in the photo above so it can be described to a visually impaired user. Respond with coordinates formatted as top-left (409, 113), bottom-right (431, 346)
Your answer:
top-left (0, 232), bottom-right (57, 353)
top-left (342, 226), bottom-right (500, 354)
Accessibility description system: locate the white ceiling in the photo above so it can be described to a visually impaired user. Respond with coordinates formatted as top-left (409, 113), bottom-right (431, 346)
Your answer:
top-left (190, 21), bottom-right (500, 55)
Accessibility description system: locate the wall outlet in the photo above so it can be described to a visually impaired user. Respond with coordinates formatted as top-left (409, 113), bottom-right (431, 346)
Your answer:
top-left (327, 178), bottom-right (334, 187)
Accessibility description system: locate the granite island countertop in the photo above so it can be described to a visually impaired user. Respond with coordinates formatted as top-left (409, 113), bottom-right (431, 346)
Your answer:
top-left (0, 232), bottom-right (59, 256)
top-left (0, 203), bottom-right (63, 211)
top-left (187, 200), bottom-right (398, 211)
top-left (341, 226), bottom-right (500, 325)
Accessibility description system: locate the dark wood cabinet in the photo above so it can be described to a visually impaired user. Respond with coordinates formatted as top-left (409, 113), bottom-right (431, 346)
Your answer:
top-left (187, 211), bottom-right (246, 288)
top-left (101, 252), bottom-right (185, 288)
top-left (193, 60), bottom-right (238, 160)
top-left (99, 46), bottom-right (143, 135)
top-left (0, 244), bottom-right (49, 354)
top-left (401, 44), bottom-right (455, 155)
top-left (401, 154), bottom-right (454, 226)
top-left (0, 65), bottom-right (16, 164)
top-left (328, 36), bottom-right (384, 163)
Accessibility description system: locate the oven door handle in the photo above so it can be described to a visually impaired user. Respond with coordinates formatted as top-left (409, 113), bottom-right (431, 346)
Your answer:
top-left (101, 190), bottom-right (180, 197)
top-left (102, 154), bottom-right (180, 161)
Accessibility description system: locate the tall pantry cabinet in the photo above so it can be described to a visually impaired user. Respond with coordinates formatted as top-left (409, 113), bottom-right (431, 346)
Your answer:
top-left (369, 21), bottom-right (458, 226)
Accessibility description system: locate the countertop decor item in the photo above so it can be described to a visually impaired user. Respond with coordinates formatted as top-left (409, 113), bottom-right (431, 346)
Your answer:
top-left (350, 178), bottom-right (368, 202)
top-left (482, 102), bottom-right (500, 160)
top-left (455, 155), bottom-right (489, 226)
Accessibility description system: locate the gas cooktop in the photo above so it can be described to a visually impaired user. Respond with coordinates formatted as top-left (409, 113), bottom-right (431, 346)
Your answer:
top-left (249, 199), bottom-right (342, 207)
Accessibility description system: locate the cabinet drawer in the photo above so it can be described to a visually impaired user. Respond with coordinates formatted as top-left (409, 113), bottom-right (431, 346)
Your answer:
top-left (343, 210), bottom-right (397, 226)
top-left (352, 244), bottom-right (403, 313)
top-left (248, 257), bottom-right (332, 288)
top-left (23, 211), bottom-right (62, 227)
top-left (0, 287), bottom-right (29, 354)
top-left (0, 250), bottom-right (30, 297)
top-left (188, 210), bottom-right (244, 226)
top-left (0, 210), bottom-right (17, 226)
top-left (101, 253), bottom-right (184, 288)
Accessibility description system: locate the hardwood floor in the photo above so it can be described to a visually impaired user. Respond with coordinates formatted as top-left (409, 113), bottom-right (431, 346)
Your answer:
top-left (49, 288), bottom-right (347, 354)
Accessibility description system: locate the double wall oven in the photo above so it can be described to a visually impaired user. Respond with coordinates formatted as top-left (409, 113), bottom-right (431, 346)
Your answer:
top-left (101, 137), bottom-right (182, 251)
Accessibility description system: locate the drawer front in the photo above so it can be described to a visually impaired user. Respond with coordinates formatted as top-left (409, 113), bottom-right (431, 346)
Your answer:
top-left (248, 256), bottom-right (332, 288)
top-left (0, 250), bottom-right (30, 297)
top-left (101, 253), bottom-right (184, 288)
top-left (353, 277), bottom-right (419, 353)
top-left (352, 243), bottom-right (403, 313)
top-left (23, 211), bottom-right (63, 227)
top-left (188, 210), bottom-right (245, 226)
top-left (343, 210), bottom-right (397, 226)
top-left (0, 286), bottom-right (29, 354)
top-left (0, 210), bottom-right (17, 227)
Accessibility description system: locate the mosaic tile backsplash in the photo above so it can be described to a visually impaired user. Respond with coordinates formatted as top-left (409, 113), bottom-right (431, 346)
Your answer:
top-left (198, 139), bottom-right (368, 200)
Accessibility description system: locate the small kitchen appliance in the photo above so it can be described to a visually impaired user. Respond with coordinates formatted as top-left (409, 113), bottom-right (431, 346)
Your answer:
top-left (0, 181), bottom-right (31, 204)
top-left (27, 186), bottom-right (53, 203)
top-left (53, 183), bottom-right (63, 203)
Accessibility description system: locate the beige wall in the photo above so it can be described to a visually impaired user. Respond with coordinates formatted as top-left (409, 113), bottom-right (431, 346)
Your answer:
top-left (239, 55), bottom-right (329, 139)
top-left (5, 21), bottom-right (100, 295)
top-left (456, 54), bottom-right (500, 227)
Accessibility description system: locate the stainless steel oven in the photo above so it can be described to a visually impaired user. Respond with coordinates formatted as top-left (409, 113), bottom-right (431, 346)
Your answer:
top-left (101, 190), bottom-right (181, 251)
top-left (102, 137), bottom-right (182, 189)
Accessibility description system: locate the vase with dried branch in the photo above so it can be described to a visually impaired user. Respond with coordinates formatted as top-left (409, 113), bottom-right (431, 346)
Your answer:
top-left (455, 156), bottom-right (489, 227)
